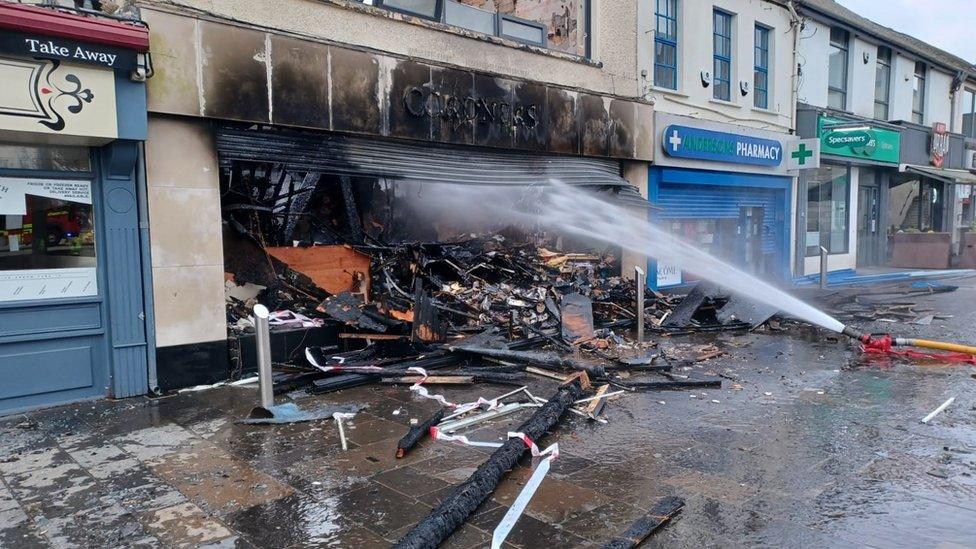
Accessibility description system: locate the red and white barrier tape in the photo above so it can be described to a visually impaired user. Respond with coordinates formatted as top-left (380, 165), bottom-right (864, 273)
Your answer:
top-left (491, 433), bottom-right (559, 549)
top-left (407, 367), bottom-right (501, 413)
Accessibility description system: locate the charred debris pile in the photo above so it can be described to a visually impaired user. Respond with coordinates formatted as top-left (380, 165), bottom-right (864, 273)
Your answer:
top-left (216, 165), bottom-right (785, 545)
top-left (222, 222), bottom-right (764, 399)
top-left (216, 161), bottom-right (778, 396)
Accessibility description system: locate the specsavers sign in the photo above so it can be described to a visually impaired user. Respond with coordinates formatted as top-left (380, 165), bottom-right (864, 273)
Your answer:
top-left (818, 116), bottom-right (900, 164)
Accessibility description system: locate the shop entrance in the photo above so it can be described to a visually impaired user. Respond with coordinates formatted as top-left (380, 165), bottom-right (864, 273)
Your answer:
top-left (857, 180), bottom-right (882, 266)
top-left (739, 206), bottom-right (767, 275)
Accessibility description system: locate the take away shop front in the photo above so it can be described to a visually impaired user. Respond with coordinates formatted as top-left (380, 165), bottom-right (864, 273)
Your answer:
top-left (0, 4), bottom-right (152, 414)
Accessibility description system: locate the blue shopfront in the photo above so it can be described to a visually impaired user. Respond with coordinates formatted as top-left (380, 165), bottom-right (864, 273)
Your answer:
top-left (649, 113), bottom-right (798, 289)
top-left (0, 6), bottom-right (153, 415)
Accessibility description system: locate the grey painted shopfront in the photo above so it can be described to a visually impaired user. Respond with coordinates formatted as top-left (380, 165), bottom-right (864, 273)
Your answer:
top-left (0, 9), bottom-right (153, 415)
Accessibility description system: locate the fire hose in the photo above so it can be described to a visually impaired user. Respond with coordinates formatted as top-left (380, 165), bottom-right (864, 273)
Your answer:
top-left (841, 326), bottom-right (976, 364)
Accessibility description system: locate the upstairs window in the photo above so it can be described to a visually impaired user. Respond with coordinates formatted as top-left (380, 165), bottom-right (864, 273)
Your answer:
top-left (654, 0), bottom-right (679, 89)
top-left (912, 61), bottom-right (927, 124)
top-left (827, 27), bottom-right (849, 110)
top-left (754, 24), bottom-right (770, 109)
top-left (963, 88), bottom-right (976, 139)
top-left (874, 46), bottom-right (891, 120)
top-left (376, 0), bottom-right (442, 20)
top-left (366, 1), bottom-right (588, 57)
top-left (713, 10), bottom-right (733, 101)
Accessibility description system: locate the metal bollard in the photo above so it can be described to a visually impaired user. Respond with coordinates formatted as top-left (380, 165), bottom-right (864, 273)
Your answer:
top-left (635, 266), bottom-right (646, 343)
top-left (819, 246), bottom-right (829, 290)
top-left (253, 304), bottom-right (274, 410)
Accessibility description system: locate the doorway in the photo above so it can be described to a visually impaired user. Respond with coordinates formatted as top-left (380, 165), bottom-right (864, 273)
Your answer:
top-left (857, 181), bottom-right (882, 266)
top-left (739, 206), bottom-right (766, 274)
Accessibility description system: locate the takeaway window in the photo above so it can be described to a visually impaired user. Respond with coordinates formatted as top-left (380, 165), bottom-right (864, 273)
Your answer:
top-left (874, 46), bottom-right (891, 120)
top-left (654, 0), bottom-right (679, 90)
top-left (805, 165), bottom-right (850, 256)
top-left (827, 27), bottom-right (849, 110)
top-left (912, 61), bottom-right (926, 124)
top-left (0, 142), bottom-right (91, 172)
top-left (0, 177), bottom-right (97, 302)
top-left (753, 24), bottom-right (770, 109)
top-left (962, 88), bottom-right (976, 138)
top-left (712, 9), bottom-right (733, 102)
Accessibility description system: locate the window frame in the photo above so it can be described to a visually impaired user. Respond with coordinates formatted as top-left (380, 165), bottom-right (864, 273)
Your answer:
top-left (873, 46), bottom-right (891, 120)
top-left (653, 0), bottom-right (679, 90)
top-left (805, 164), bottom-right (851, 257)
top-left (0, 144), bottom-right (100, 305)
top-left (753, 24), bottom-right (771, 109)
top-left (827, 27), bottom-right (849, 110)
top-left (912, 61), bottom-right (927, 124)
top-left (962, 87), bottom-right (976, 139)
top-left (375, 0), bottom-right (444, 22)
top-left (712, 9), bottom-right (733, 102)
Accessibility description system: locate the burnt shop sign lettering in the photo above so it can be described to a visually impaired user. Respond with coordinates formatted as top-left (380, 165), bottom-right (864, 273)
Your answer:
top-left (403, 86), bottom-right (539, 130)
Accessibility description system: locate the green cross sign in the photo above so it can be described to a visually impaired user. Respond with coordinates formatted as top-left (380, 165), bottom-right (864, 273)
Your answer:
top-left (791, 143), bottom-right (814, 165)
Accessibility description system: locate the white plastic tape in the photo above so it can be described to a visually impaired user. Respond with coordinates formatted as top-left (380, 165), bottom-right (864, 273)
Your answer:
top-left (428, 426), bottom-right (504, 449)
top-left (305, 348), bottom-right (386, 374)
top-left (490, 433), bottom-right (559, 549)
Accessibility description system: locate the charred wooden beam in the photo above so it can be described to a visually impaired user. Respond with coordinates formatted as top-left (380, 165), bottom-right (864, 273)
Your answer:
top-left (449, 346), bottom-right (605, 378)
top-left (393, 379), bottom-right (585, 549)
top-left (613, 380), bottom-right (721, 391)
top-left (396, 408), bottom-right (445, 459)
top-left (602, 496), bottom-right (684, 549)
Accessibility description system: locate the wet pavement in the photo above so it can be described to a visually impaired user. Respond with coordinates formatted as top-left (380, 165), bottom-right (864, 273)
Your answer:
top-left (2, 277), bottom-right (976, 548)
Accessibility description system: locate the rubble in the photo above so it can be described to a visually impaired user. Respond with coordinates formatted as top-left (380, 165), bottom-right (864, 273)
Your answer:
top-left (216, 174), bottom-right (790, 544)
top-left (603, 496), bottom-right (685, 549)
top-left (393, 377), bottom-right (586, 549)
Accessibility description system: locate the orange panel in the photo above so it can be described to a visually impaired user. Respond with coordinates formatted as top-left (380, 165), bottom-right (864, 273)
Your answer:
top-left (265, 245), bottom-right (370, 297)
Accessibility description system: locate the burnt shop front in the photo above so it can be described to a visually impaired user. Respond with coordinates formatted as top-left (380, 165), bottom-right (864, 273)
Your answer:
top-left (0, 4), bottom-right (152, 414)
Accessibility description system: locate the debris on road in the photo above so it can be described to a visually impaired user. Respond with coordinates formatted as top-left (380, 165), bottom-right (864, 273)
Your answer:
top-left (603, 496), bottom-right (685, 549)
top-left (922, 396), bottom-right (956, 424)
top-left (393, 377), bottom-right (585, 549)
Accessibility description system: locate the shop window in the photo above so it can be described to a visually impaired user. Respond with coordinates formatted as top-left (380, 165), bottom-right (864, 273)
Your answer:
top-left (962, 88), bottom-right (976, 139)
top-left (0, 142), bottom-right (91, 172)
top-left (827, 27), bottom-right (849, 110)
top-left (654, 0), bottom-right (678, 90)
top-left (874, 46), bottom-right (891, 120)
top-left (805, 165), bottom-right (850, 256)
top-left (712, 9), bottom-right (733, 102)
top-left (753, 24), bottom-right (770, 109)
top-left (0, 179), bottom-right (97, 301)
top-left (889, 175), bottom-right (945, 233)
top-left (912, 61), bottom-right (926, 124)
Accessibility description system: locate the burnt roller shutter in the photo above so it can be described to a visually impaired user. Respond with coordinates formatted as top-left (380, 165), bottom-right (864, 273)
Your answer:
top-left (215, 125), bottom-right (649, 208)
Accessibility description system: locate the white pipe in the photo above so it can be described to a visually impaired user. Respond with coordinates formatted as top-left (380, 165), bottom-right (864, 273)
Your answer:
top-left (921, 397), bottom-right (955, 424)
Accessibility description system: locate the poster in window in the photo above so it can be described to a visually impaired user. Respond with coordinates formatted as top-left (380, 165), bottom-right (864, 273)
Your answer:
top-left (0, 176), bottom-right (96, 302)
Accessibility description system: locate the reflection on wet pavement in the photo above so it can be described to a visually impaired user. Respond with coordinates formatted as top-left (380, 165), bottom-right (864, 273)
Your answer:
top-left (1, 283), bottom-right (975, 547)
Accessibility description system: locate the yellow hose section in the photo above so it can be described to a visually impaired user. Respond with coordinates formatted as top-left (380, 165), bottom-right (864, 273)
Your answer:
top-left (904, 338), bottom-right (976, 355)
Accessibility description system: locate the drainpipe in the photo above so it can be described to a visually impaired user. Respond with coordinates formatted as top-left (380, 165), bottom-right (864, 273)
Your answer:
top-left (787, 1), bottom-right (803, 276)
top-left (786, 1), bottom-right (802, 135)
top-left (949, 71), bottom-right (967, 133)
top-left (136, 142), bottom-right (161, 395)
